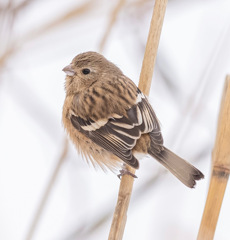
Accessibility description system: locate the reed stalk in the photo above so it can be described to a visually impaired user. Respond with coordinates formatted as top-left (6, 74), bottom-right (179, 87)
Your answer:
top-left (197, 75), bottom-right (230, 240)
top-left (108, 0), bottom-right (168, 239)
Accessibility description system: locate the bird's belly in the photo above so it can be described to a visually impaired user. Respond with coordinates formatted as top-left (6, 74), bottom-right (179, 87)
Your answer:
top-left (64, 118), bottom-right (122, 172)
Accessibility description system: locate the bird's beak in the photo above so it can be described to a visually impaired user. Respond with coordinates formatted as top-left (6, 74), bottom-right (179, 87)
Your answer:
top-left (62, 64), bottom-right (75, 76)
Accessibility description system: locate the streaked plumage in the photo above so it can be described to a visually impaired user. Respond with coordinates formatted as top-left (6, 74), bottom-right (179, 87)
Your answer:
top-left (62, 51), bottom-right (204, 188)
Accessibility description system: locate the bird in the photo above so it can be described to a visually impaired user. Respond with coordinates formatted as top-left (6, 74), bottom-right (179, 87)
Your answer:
top-left (62, 51), bottom-right (204, 188)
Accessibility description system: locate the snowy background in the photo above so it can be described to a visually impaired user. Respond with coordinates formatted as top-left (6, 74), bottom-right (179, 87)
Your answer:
top-left (1, 0), bottom-right (230, 239)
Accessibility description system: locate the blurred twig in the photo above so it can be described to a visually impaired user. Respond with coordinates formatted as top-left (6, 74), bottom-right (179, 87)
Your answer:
top-left (0, 0), bottom-right (34, 64)
top-left (108, 0), bottom-right (168, 239)
top-left (197, 75), bottom-right (230, 240)
top-left (0, 3), bottom-right (93, 240)
top-left (25, 138), bottom-right (69, 240)
top-left (23, 0), bottom-right (94, 42)
top-left (0, 0), bottom-right (94, 68)
top-left (99, 0), bottom-right (126, 52)
top-left (0, 0), bottom-right (33, 13)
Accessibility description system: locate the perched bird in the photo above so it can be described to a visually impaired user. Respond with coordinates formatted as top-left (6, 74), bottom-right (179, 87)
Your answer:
top-left (62, 51), bottom-right (204, 188)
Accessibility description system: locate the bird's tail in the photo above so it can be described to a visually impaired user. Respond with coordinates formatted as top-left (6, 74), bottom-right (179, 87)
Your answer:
top-left (148, 146), bottom-right (204, 188)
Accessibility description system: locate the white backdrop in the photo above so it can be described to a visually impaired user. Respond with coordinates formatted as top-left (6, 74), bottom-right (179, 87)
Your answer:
top-left (0, 0), bottom-right (230, 239)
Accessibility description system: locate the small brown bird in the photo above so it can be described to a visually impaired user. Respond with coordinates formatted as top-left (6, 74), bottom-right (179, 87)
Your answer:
top-left (62, 51), bottom-right (204, 188)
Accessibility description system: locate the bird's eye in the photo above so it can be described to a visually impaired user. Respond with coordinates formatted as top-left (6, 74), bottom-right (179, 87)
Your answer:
top-left (82, 68), bottom-right (90, 75)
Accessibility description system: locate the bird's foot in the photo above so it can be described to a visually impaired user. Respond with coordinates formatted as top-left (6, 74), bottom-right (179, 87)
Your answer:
top-left (117, 169), bottom-right (137, 179)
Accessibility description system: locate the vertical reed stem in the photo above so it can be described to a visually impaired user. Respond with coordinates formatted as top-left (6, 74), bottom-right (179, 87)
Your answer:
top-left (108, 1), bottom-right (168, 239)
top-left (198, 76), bottom-right (230, 240)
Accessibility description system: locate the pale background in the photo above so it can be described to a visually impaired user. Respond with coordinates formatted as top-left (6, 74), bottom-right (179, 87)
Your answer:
top-left (0, 0), bottom-right (230, 239)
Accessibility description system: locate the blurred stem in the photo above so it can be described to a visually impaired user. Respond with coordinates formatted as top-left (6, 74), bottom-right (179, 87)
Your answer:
top-left (0, 1), bottom-right (94, 67)
top-left (25, 138), bottom-right (69, 240)
top-left (99, 0), bottom-right (126, 53)
top-left (197, 76), bottom-right (230, 240)
top-left (108, 0), bottom-right (168, 239)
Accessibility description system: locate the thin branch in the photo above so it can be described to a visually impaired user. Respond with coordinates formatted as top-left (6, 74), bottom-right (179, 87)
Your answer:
top-left (197, 75), bottom-right (230, 240)
top-left (108, 0), bottom-right (168, 239)
top-left (25, 138), bottom-right (69, 240)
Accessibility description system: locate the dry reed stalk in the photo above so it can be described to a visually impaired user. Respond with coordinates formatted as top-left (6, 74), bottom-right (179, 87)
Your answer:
top-left (108, 0), bottom-right (168, 239)
top-left (25, 138), bottom-right (69, 240)
top-left (197, 75), bottom-right (230, 240)
top-left (99, 0), bottom-right (126, 52)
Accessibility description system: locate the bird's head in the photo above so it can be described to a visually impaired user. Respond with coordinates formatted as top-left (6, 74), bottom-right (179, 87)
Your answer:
top-left (62, 51), bottom-right (123, 95)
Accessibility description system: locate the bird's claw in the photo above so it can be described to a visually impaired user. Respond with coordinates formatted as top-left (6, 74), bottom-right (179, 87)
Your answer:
top-left (117, 169), bottom-right (138, 179)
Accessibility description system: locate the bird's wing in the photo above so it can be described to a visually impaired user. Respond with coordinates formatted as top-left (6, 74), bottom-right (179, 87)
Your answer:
top-left (70, 80), bottom-right (163, 168)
